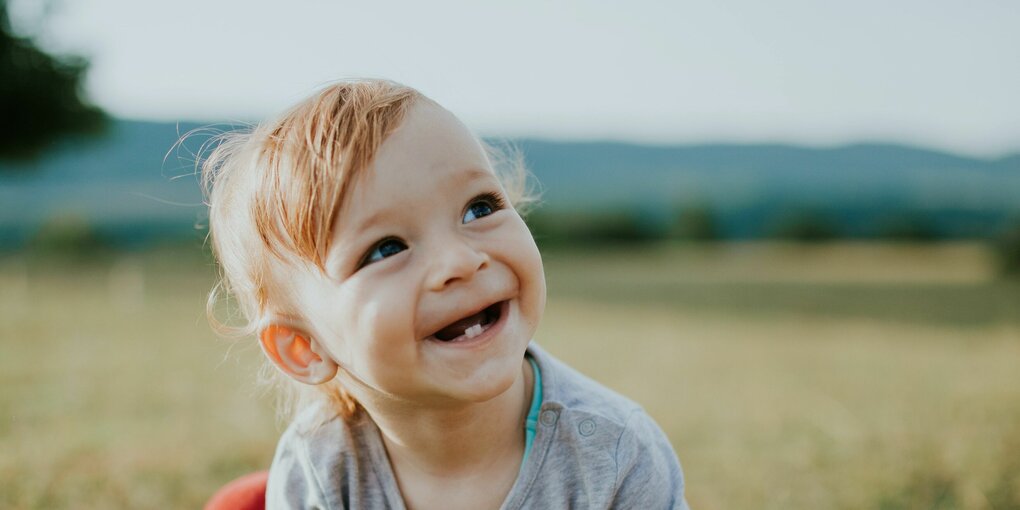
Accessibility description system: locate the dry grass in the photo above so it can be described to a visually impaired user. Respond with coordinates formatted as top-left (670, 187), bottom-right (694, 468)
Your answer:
top-left (0, 250), bottom-right (276, 509)
top-left (1, 242), bottom-right (1019, 509)
top-left (539, 301), bottom-right (1020, 509)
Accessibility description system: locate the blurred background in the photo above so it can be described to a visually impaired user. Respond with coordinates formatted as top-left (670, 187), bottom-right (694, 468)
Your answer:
top-left (1, 1), bottom-right (1019, 508)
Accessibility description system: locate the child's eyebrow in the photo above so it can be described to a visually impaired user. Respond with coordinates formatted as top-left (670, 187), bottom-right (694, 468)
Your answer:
top-left (458, 167), bottom-right (492, 182)
top-left (349, 167), bottom-right (493, 233)
top-left (347, 208), bottom-right (399, 239)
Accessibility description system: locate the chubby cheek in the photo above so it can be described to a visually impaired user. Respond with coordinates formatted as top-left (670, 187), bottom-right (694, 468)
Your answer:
top-left (521, 242), bottom-right (547, 335)
top-left (506, 216), bottom-right (547, 335)
top-left (340, 278), bottom-right (421, 388)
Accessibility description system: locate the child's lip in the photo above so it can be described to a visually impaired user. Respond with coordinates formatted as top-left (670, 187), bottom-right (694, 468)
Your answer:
top-left (423, 297), bottom-right (503, 338)
top-left (424, 299), bottom-right (509, 345)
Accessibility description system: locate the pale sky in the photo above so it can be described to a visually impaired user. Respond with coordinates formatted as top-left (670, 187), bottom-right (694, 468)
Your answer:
top-left (10, 0), bottom-right (1020, 156)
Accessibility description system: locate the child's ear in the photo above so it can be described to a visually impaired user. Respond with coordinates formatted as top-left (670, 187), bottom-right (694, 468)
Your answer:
top-left (259, 324), bottom-right (338, 385)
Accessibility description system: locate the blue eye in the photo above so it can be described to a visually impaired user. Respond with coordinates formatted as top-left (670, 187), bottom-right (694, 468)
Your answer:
top-left (463, 192), bottom-right (505, 223)
top-left (361, 238), bottom-right (407, 267)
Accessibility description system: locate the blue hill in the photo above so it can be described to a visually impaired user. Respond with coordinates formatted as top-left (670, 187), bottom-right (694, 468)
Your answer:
top-left (1, 119), bottom-right (1018, 246)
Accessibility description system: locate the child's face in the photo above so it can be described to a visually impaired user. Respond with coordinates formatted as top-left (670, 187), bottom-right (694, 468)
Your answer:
top-left (286, 101), bottom-right (546, 404)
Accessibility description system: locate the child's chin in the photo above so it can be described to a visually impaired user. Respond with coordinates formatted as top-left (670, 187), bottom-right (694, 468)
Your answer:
top-left (445, 359), bottom-right (523, 403)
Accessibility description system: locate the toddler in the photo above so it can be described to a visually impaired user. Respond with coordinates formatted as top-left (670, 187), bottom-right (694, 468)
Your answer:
top-left (203, 79), bottom-right (689, 509)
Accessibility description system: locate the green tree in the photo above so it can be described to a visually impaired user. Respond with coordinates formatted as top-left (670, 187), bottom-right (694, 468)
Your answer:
top-left (0, 0), bottom-right (105, 162)
top-left (769, 209), bottom-right (839, 241)
top-left (671, 205), bottom-right (718, 241)
top-left (996, 220), bottom-right (1020, 278)
top-left (876, 211), bottom-right (938, 241)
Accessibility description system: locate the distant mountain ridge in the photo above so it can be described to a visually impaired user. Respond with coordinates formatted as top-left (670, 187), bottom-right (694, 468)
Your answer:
top-left (514, 139), bottom-right (1020, 238)
top-left (1, 119), bottom-right (1018, 246)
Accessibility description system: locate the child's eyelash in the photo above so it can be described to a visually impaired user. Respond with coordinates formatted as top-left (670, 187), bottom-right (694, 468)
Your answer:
top-left (472, 191), bottom-right (507, 210)
top-left (352, 192), bottom-right (507, 272)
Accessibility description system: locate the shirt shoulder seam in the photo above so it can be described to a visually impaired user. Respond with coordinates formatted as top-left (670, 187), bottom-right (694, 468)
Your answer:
top-left (612, 407), bottom-right (646, 495)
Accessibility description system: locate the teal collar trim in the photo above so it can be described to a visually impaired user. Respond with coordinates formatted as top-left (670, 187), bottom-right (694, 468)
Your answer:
top-left (522, 355), bottom-right (542, 463)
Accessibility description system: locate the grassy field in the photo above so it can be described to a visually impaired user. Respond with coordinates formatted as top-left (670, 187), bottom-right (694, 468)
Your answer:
top-left (1, 242), bottom-right (1019, 509)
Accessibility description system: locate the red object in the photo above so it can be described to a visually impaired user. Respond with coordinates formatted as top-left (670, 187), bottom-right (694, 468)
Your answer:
top-left (205, 471), bottom-right (269, 510)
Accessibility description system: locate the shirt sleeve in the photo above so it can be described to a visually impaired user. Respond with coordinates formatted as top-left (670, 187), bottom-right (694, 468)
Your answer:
top-left (264, 424), bottom-right (334, 510)
top-left (611, 409), bottom-right (691, 510)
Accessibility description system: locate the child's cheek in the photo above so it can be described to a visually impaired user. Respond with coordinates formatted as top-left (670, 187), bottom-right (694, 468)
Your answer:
top-left (503, 217), bottom-right (547, 332)
top-left (346, 275), bottom-right (417, 344)
top-left (515, 220), bottom-right (546, 281)
top-left (341, 280), bottom-right (423, 392)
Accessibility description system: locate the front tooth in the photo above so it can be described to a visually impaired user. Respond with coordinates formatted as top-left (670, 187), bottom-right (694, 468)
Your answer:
top-left (465, 324), bottom-right (483, 339)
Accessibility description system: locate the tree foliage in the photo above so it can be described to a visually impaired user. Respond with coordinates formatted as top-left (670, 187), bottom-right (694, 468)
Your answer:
top-left (768, 209), bottom-right (839, 242)
top-left (671, 205), bottom-right (718, 241)
top-left (996, 220), bottom-right (1020, 278)
top-left (0, 0), bottom-right (105, 161)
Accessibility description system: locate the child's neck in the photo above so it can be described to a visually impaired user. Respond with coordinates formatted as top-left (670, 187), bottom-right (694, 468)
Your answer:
top-left (357, 358), bottom-right (533, 476)
top-left (345, 358), bottom-right (533, 510)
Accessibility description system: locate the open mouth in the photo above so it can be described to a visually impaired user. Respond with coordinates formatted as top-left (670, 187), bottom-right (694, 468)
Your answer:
top-left (429, 301), bottom-right (505, 343)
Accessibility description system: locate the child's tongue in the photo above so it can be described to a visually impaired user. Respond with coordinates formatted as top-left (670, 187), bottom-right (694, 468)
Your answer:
top-left (434, 311), bottom-right (486, 341)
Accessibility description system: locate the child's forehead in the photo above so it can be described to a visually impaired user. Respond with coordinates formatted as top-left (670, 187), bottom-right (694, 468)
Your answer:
top-left (372, 101), bottom-right (490, 172)
top-left (345, 103), bottom-right (495, 199)
top-left (322, 103), bottom-right (498, 238)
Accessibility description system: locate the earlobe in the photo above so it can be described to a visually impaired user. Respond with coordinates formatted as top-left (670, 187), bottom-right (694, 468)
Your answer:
top-left (259, 324), bottom-right (338, 385)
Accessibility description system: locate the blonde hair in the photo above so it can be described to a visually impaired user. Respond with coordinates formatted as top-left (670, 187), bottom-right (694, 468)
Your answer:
top-left (201, 79), bottom-right (535, 424)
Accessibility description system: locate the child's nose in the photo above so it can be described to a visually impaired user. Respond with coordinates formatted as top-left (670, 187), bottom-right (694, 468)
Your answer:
top-left (426, 238), bottom-right (489, 291)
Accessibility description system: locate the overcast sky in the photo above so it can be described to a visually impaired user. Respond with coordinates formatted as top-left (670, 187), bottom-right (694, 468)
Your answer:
top-left (11, 0), bottom-right (1020, 156)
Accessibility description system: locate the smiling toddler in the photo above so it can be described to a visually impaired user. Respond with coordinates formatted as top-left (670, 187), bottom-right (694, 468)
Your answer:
top-left (203, 79), bottom-right (689, 509)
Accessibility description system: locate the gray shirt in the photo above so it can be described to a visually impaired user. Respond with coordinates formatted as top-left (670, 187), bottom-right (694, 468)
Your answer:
top-left (266, 343), bottom-right (690, 509)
